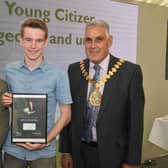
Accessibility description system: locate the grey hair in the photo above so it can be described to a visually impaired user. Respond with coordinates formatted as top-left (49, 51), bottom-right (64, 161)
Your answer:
top-left (85, 19), bottom-right (110, 37)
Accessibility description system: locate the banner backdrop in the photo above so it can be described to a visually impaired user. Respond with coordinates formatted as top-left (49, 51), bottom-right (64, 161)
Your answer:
top-left (0, 0), bottom-right (138, 79)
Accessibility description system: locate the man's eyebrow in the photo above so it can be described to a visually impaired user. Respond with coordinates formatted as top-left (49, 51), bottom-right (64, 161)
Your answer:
top-left (85, 36), bottom-right (105, 40)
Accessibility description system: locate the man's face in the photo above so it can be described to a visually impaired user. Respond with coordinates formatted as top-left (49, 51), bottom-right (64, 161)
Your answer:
top-left (84, 26), bottom-right (112, 64)
top-left (20, 27), bottom-right (48, 62)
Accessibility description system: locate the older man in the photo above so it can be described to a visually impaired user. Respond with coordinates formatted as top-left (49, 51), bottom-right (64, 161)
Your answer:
top-left (60, 19), bottom-right (145, 168)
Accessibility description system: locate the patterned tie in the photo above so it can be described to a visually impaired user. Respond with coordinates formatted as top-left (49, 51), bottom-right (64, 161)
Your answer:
top-left (83, 64), bottom-right (101, 143)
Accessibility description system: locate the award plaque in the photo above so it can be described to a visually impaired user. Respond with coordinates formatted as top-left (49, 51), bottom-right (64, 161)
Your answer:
top-left (11, 93), bottom-right (47, 143)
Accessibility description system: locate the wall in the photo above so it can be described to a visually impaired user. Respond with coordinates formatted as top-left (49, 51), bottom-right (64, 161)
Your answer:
top-left (137, 4), bottom-right (168, 160)
top-left (112, 0), bottom-right (168, 161)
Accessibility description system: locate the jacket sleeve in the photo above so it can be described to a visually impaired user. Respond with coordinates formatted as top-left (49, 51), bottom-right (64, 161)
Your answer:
top-left (0, 79), bottom-right (9, 146)
top-left (126, 65), bottom-right (145, 165)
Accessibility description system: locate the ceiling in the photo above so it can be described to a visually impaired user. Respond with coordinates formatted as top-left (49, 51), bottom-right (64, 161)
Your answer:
top-left (113, 0), bottom-right (168, 7)
top-left (135, 0), bottom-right (168, 7)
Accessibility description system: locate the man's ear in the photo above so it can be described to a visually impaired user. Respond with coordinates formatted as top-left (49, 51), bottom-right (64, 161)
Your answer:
top-left (44, 39), bottom-right (48, 48)
top-left (108, 35), bottom-right (113, 48)
top-left (19, 37), bottom-right (23, 46)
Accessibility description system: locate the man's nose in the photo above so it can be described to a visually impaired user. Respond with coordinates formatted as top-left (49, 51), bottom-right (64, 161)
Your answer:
top-left (91, 40), bottom-right (96, 48)
top-left (31, 40), bottom-right (37, 48)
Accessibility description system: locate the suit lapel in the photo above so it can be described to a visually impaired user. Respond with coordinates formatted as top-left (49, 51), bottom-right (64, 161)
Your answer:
top-left (79, 59), bottom-right (89, 119)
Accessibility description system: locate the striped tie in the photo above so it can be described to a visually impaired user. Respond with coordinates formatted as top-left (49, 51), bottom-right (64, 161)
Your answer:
top-left (82, 64), bottom-right (101, 143)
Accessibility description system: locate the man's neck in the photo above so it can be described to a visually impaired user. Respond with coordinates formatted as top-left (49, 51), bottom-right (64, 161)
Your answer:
top-left (24, 57), bottom-right (43, 71)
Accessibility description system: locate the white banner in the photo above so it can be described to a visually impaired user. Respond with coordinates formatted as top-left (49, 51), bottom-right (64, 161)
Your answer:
top-left (0, 0), bottom-right (138, 78)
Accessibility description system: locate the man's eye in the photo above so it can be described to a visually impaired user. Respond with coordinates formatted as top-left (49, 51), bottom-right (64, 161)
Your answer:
top-left (36, 39), bottom-right (43, 43)
top-left (85, 37), bottom-right (105, 43)
top-left (95, 37), bottom-right (104, 42)
top-left (85, 38), bottom-right (92, 43)
top-left (24, 38), bottom-right (32, 42)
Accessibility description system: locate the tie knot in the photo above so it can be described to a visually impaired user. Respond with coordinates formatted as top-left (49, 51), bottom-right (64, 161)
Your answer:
top-left (93, 64), bottom-right (101, 72)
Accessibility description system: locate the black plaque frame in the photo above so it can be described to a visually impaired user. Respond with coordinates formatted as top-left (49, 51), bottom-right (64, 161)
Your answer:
top-left (11, 93), bottom-right (47, 143)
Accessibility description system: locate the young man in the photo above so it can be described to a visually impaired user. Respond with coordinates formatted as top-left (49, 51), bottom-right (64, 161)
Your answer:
top-left (0, 79), bottom-right (9, 168)
top-left (60, 19), bottom-right (145, 168)
top-left (2, 18), bottom-right (72, 168)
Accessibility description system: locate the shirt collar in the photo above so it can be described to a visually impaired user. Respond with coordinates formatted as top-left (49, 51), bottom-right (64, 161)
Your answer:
top-left (90, 54), bottom-right (110, 72)
top-left (19, 57), bottom-right (46, 72)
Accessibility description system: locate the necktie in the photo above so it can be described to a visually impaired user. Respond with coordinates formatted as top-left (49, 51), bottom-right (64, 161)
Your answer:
top-left (83, 64), bottom-right (101, 143)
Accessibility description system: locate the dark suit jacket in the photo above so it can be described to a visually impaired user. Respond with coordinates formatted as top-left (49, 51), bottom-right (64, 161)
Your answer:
top-left (60, 55), bottom-right (145, 168)
top-left (0, 79), bottom-right (9, 147)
